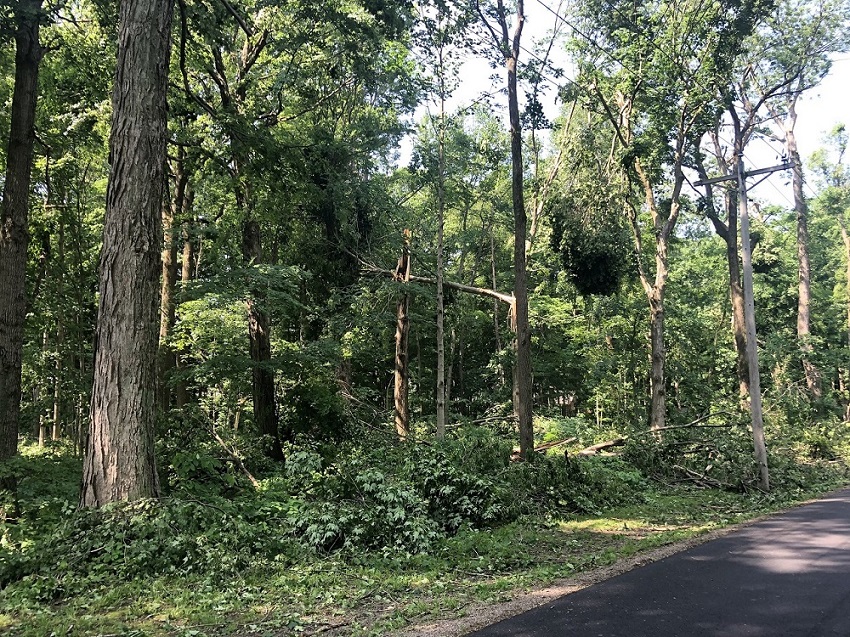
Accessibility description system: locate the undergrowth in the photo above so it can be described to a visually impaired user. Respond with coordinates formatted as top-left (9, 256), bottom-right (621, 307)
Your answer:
top-left (0, 416), bottom-right (847, 636)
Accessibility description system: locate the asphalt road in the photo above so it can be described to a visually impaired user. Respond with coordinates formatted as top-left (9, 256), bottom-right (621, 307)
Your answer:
top-left (466, 488), bottom-right (850, 637)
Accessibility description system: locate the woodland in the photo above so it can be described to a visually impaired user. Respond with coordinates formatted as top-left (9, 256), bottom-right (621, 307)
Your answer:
top-left (1, 0), bottom-right (850, 634)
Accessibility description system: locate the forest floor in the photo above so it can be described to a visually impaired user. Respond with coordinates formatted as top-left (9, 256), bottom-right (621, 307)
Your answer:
top-left (2, 471), bottom-right (848, 637)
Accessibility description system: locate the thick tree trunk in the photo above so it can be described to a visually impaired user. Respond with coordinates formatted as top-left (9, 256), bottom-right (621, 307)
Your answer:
top-left (700, 140), bottom-right (749, 401)
top-left (786, 126), bottom-right (820, 397)
top-left (81, 0), bottom-right (174, 507)
top-left (715, 192), bottom-right (749, 401)
top-left (394, 233), bottom-right (411, 439)
top-left (242, 217), bottom-right (284, 460)
top-left (726, 202), bottom-right (750, 402)
top-left (0, 0), bottom-right (44, 484)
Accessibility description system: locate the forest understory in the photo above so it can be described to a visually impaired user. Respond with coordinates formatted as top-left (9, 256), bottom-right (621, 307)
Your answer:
top-left (2, 0), bottom-right (850, 635)
top-left (0, 419), bottom-right (848, 637)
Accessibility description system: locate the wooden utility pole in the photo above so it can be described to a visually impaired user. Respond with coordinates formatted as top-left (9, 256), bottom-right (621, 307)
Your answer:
top-left (696, 159), bottom-right (789, 493)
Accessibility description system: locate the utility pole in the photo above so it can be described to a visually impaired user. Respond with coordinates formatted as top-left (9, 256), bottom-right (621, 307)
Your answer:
top-left (695, 159), bottom-right (789, 492)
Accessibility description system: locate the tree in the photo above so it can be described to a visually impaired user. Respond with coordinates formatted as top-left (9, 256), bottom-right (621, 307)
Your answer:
top-left (80, 0), bottom-right (174, 507)
top-left (0, 0), bottom-right (44, 487)
top-left (173, 0), bottom-right (415, 455)
top-left (571, 0), bottom-right (769, 431)
top-left (474, 0), bottom-right (533, 458)
top-left (743, 0), bottom-right (850, 396)
top-left (810, 124), bottom-right (850, 420)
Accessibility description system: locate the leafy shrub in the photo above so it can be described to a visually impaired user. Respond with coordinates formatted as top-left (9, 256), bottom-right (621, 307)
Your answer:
top-left (405, 447), bottom-right (505, 533)
top-left (0, 495), bottom-right (301, 603)
top-left (288, 467), bottom-right (439, 554)
top-left (503, 454), bottom-right (647, 516)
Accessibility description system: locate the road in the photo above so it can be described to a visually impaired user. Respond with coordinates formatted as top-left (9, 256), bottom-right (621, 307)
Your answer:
top-left (466, 488), bottom-right (850, 637)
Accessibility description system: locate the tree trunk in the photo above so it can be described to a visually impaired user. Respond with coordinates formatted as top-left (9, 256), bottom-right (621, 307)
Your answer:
top-left (736, 151), bottom-right (770, 492)
top-left (175, 214), bottom-right (193, 407)
top-left (725, 192), bottom-right (750, 403)
top-left (157, 157), bottom-right (186, 411)
top-left (242, 217), bottom-right (284, 460)
top-left (435, 66), bottom-right (447, 440)
top-left (787, 125), bottom-right (820, 397)
top-left (0, 0), bottom-right (44, 485)
top-left (394, 232), bottom-right (412, 439)
top-left (503, 2), bottom-right (533, 459)
top-left (841, 221), bottom-right (850, 422)
top-left (648, 290), bottom-right (665, 431)
top-left (491, 229), bottom-right (505, 386)
top-left (52, 320), bottom-right (63, 441)
top-left (81, 0), bottom-right (174, 507)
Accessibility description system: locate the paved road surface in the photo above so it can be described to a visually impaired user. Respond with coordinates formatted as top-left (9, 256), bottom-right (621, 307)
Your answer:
top-left (467, 488), bottom-right (850, 637)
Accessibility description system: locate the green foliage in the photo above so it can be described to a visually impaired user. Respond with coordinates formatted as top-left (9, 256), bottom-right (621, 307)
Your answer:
top-left (0, 495), bottom-right (303, 603)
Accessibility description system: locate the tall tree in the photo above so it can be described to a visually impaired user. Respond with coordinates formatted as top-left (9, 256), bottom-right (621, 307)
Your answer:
top-left (413, 0), bottom-right (474, 437)
top-left (572, 0), bottom-right (769, 431)
top-left (0, 0), bottom-right (44, 486)
top-left (810, 124), bottom-right (850, 420)
top-left (80, 0), bottom-right (174, 507)
top-left (474, 0), bottom-right (533, 458)
top-left (744, 0), bottom-right (850, 396)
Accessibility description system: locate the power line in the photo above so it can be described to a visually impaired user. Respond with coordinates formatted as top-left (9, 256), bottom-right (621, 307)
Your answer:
top-left (532, 0), bottom-right (636, 75)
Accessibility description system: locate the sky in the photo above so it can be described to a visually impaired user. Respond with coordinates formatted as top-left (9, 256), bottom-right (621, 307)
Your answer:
top-left (400, 3), bottom-right (849, 210)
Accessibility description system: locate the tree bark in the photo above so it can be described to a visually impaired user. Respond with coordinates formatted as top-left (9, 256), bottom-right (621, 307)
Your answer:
top-left (787, 125), bottom-right (820, 397)
top-left (175, 212), bottom-right (193, 408)
top-left (81, 0), bottom-right (174, 507)
top-left (435, 57), bottom-right (447, 440)
top-left (0, 0), bottom-right (44, 484)
top-left (394, 232), bottom-right (412, 439)
top-left (702, 160), bottom-right (750, 401)
top-left (725, 192), bottom-right (749, 402)
top-left (841, 221), bottom-right (850, 421)
top-left (157, 156), bottom-right (187, 410)
top-left (649, 290), bottom-right (665, 432)
top-left (242, 217), bottom-right (284, 460)
top-left (504, 2), bottom-right (533, 459)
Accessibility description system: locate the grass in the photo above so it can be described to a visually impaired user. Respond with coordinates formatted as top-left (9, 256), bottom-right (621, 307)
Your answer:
top-left (1, 470), bottom-right (846, 637)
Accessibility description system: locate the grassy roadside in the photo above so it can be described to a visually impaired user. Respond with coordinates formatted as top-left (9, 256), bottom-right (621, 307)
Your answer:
top-left (2, 475), bottom-right (846, 637)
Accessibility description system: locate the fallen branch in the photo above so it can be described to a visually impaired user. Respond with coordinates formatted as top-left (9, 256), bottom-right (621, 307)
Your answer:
top-left (577, 437), bottom-right (626, 456)
top-left (361, 264), bottom-right (515, 305)
top-left (672, 464), bottom-right (725, 489)
top-left (511, 436), bottom-right (578, 461)
top-left (211, 430), bottom-right (259, 488)
top-left (635, 412), bottom-right (747, 437)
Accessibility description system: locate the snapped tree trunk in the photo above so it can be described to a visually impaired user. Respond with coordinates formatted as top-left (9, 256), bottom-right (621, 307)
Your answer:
top-left (474, 0), bottom-right (532, 457)
top-left (394, 232), bottom-right (412, 439)
top-left (0, 0), bottom-right (44, 485)
top-left (81, 0), bottom-right (174, 507)
top-left (505, 3), bottom-right (533, 459)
